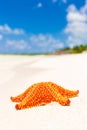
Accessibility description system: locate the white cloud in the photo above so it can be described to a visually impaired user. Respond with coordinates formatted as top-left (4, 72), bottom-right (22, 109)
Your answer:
top-left (29, 34), bottom-right (64, 52)
top-left (62, 0), bottom-right (67, 4)
top-left (52, 0), bottom-right (67, 4)
top-left (66, 5), bottom-right (87, 22)
top-left (6, 39), bottom-right (28, 50)
top-left (37, 2), bottom-right (42, 8)
top-left (0, 34), bottom-right (3, 40)
top-left (52, 0), bottom-right (57, 3)
top-left (0, 24), bottom-right (24, 35)
top-left (3, 34), bottom-right (64, 53)
top-left (33, 2), bottom-right (43, 10)
top-left (64, 2), bottom-right (87, 47)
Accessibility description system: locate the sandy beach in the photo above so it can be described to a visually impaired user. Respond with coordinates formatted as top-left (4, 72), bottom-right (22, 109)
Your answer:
top-left (0, 54), bottom-right (87, 130)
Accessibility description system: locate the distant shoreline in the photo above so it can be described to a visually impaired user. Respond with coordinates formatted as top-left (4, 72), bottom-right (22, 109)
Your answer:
top-left (0, 44), bottom-right (87, 55)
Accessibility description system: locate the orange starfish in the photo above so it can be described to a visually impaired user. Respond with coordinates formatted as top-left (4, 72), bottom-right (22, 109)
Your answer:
top-left (10, 82), bottom-right (79, 110)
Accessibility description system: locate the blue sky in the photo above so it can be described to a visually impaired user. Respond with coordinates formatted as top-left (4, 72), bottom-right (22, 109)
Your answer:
top-left (0, 0), bottom-right (87, 53)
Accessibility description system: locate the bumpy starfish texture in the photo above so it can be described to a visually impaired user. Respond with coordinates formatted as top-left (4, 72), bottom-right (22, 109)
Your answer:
top-left (10, 82), bottom-right (79, 110)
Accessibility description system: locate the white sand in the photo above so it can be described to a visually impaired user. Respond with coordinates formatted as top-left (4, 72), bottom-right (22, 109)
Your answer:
top-left (0, 54), bottom-right (87, 130)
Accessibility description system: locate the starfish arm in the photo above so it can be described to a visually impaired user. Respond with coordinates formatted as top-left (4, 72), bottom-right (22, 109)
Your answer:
top-left (56, 86), bottom-right (79, 98)
top-left (46, 84), bottom-right (70, 106)
top-left (15, 86), bottom-right (52, 110)
top-left (48, 82), bottom-right (79, 98)
top-left (10, 84), bottom-right (36, 102)
top-left (15, 94), bottom-right (41, 110)
top-left (61, 89), bottom-right (79, 98)
top-left (56, 94), bottom-right (70, 106)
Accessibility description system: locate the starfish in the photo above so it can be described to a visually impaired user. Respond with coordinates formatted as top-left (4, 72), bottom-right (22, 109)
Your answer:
top-left (10, 82), bottom-right (79, 110)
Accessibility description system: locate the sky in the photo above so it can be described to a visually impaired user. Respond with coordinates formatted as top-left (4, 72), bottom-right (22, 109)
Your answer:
top-left (0, 0), bottom-right (87, 53)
